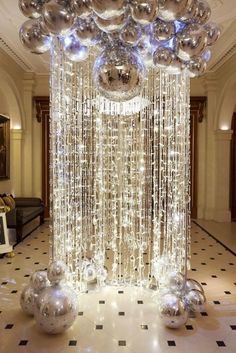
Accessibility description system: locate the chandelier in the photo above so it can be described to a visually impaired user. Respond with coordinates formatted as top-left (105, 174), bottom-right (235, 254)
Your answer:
top-left (19, 0), bottom-right (220, 333)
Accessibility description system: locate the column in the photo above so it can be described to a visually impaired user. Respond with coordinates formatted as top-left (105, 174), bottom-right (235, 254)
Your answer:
top-left (22, 73), bottom-right (35, 196)
top-left (214, 130), bottom-right (233, 222)
top-left (11, 129), bottom-right (23, 195)
top-left (202, 76), bottom-right (217, 220)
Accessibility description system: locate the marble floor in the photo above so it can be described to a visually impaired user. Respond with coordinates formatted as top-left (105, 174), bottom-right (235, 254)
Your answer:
top-left (0, 222), bottom-right (236, 353)
top-left (194, 220), bottom-right (236, 254)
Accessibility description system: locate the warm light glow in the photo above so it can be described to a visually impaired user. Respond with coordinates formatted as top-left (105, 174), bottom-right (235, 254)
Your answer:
top-left (50, 38), bottom-right (191, 291)
top-left (220, 125), bottom-right (230, 131)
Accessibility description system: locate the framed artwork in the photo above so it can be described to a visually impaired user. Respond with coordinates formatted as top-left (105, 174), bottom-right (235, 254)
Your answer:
top-left (0, 115), bottom-right (10, 180)
top-left (0, 213), bottom-right (12, 254)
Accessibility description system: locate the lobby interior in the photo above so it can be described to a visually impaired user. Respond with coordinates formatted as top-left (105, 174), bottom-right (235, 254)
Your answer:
top-left (0, 1), bottom-right (236, 352)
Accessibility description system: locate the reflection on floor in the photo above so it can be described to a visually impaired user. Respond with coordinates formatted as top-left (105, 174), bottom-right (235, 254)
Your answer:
top-left (194, 220), bottom-right (236, 254)
top-left (0, 222), bottom-right (236, 353)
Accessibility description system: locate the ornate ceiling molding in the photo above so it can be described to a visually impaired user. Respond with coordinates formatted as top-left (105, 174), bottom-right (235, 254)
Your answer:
top-left (0, 35), bottom-right (32, 72)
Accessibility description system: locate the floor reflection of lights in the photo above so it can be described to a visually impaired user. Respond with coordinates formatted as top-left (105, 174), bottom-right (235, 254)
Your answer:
top-left (0, 221), bottom-right (236, 353)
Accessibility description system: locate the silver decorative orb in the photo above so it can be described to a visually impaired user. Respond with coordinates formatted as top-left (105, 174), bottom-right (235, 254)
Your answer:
top-left (152, 19), bottom-right (175, 41)
top-left (180, 0), bottom-right (198, 22)
top-left (47, 260), bottom-right (67, 285)
top-left (184, 289), bottom-right (206, 312)
top-left (34, 284), bottom-right (78, 334)
top-left (167, 272), bottom-right (185, 292)
top-left (120, 20), bottom-right (142, 46)
top-left (158, 0), bottom-right (189, 21)
top-left (130, 0), bottom-right (158, 25)
top-left (159, 293), bottom-right (188, 328)
top-left (72, 0), bottom-right (92, 18)
top-left (64, 36), bottom-right (89, 61)
top-left (83, 263), bottom-right (97, 283)
top-left (42, 0), bottom-right (75, 35)
top-left (204, 22), bottom-right (221, 46)
top-left (30, 271), bottom-right (49, 292)
top-left (194, 0), bottom-right (211, 25)
top-left (94, 13), bottom-right (127, 33)
top-left (20, 285), bottom-right (37, 316)
top-left (93, 46), bottom-right (145, 102)
top-left (176, 23), bottom-right (208, 61)
top-left (19, 19), bottom-right (51, 54)
top-left (187, 56), bottom-right (207, 77)
top-left (97, 266), bottom-right (108, 282)
top-left (185, 278), bottom-right (204, 293)
top-left (153, 47), bottom-right (174, 69)
top-left (19, 0), bottom-right (45, 19)
top-left (166, 55), bottom-right (184, 74)
top-left (75, 17), bottom-right (99, 45)
top-left (91, 0), bottom-right (127, 20)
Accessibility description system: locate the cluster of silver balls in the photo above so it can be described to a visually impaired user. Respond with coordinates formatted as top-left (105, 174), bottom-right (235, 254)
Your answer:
top-left (19, 0), bottom-right (220, 101)
top-left (20, 261), bottom-right (78, 334)
top-left (158, 272), bottom-right (206, 329)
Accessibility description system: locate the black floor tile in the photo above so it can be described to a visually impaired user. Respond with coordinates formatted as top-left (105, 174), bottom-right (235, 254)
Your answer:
top-left (167, 341), bottom-right (176, 347)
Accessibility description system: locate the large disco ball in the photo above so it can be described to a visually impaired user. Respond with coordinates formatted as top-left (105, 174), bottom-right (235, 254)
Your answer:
top-left (34, 284), bottom-right (78, 334)
top-left (93, 46), bottom-right (145, 102)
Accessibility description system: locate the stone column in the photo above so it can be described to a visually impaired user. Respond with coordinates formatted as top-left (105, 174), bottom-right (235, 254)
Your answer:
top-left (22, 73), bottom-right (35, 196)
top-left (11, 129), bottom-right (23, 195)
top-left (214, 129), bottom-right (233, 222)
top-left (203, 76), bottom-right (218, 220)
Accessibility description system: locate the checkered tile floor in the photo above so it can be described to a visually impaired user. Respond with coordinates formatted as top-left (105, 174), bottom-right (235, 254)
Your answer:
top-left (0, 222), bottom-right (236, 353)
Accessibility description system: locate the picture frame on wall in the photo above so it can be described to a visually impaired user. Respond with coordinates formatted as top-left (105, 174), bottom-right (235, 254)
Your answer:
top-left (0, 212), bottom-right (12, 254)
top-left (0, 115), bottom-right (10, 180)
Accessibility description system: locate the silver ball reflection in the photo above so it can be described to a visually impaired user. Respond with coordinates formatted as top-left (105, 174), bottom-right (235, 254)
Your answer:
top-left (167, 272), bottom-right (185, 292)
top-left (19, 19), bottom-right (51, 54)
top-left (120, 20), bottom-right (142, 46)
top-left (176, 23), bottom-right (208, 61)
top-left (30, 271), bottom-right (49, 292)
top-left (83, 263), bottom-right (97, 283)
top-left (47, 260), bottom-right (67, 285)
top-left (94, 13), bottom-right (127, 33)
top-left (184, 289), bottom-right (206, 312)
top-left (185, 278), bottom-right (204, 293)
top-left (34, 284), bottom-right (78, 334)
top-left (72, 0), bottom-right (92, 18)
top-left (153, 47), bottom-right (174, 69)
top-left (180, 0), bottom-right (198, 22)
top-left (18, 0), bottom-right (45, 19)
top-left (204, 22), bottom-right (221, 46)
top-left (20, 285), bottom-right (37, 316)
top-left (159, 293), bottom-right (188, 328)
top-left (64, 36), bottom-right (89, 61)
top-left (194, 0), bottom-right (211, 25)
top-left (130, 0), bottom-right (158, 25)
top-left (91, 0), bottom-right (127, 20)
top-left (42, 0), bottom-right (75, 35)
top-left (166, 55), bottom-right (184, 74)
top-left (158, 0), bottom-right (189, 21)
top-left (152, 19), bottom-right (175, 41)
top-left (75, 17), bottom-right (99, 45)
top-left (187, 56), bottom-right (207, 77)
top-left (93, 46), bottom-right (145, 102)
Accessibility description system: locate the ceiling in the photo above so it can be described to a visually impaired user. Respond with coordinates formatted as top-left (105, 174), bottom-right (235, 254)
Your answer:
top-left (0, 0), bottom-right (236, 74)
